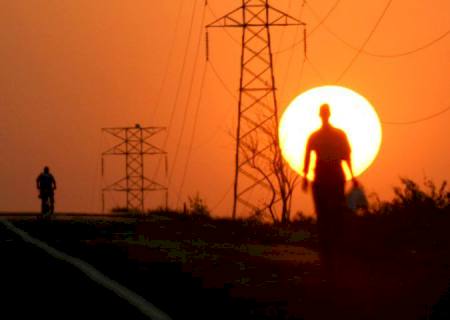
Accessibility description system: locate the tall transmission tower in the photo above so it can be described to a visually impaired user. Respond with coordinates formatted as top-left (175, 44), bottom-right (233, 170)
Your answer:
top-left (101, 124), bottom-right (168, 212)
top-left (206, 0), bottom-right (306, 219)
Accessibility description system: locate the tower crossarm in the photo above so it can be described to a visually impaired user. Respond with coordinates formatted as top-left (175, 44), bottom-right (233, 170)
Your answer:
top-left (206, 1), bottom-right (305, 29)
top-left (206, 6), bottom-right (243, 28)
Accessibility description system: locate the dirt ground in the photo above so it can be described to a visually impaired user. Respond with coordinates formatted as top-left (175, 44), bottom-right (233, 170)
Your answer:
top-left (7, 213), bottom-right (450, 320)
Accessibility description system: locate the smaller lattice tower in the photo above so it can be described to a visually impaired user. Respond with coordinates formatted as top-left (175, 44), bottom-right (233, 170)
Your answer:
top-left (101, 124), bottom-right (168, 212)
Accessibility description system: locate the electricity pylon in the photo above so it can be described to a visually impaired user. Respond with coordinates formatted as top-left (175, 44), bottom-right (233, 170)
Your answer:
top-left (101, 124), bottom-right (168, 212)
top-left (207, 0), bottom-right (305, 219)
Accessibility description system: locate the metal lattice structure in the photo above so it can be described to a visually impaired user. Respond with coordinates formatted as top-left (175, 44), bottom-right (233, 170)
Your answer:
top-left (207, 0), bottom-right (305, 219)
top-left (101, 124), bottom-right (168, 212)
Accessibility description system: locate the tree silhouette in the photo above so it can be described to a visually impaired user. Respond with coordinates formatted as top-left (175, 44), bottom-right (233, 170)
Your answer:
top-left (241, 119), bottom-right (298, 224)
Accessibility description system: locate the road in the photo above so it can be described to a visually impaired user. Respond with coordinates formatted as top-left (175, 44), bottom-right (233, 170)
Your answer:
top-left (2, 215), bottom-right (449, 320)
top-left (0, 220), bottom-right (169, 320)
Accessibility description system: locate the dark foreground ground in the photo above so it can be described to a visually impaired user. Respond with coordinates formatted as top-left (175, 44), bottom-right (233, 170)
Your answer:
top-left (0, 221), bottom-right (151, 320)
top-left (2, 212), bottom-right (450, 320)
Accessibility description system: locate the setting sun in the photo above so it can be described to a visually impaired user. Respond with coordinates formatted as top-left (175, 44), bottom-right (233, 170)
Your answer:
top-left (279, 85), bottom-right (382, 181)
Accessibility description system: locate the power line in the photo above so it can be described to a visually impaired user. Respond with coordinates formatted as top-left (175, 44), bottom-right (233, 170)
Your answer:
top-left (279, 40), bottom-right (307, 104)
top-left (176, 62), bottom-right (208, 207)
top-left (281, 54), bottom-right (307, 110)
top-left (150, 1), bottom-right (184, 122)
top-left (362, 30), bottom-right (449, 58)
top-left (274, 0), bottom-right (342, 55)
top-left (275, 0), bottom-right (294, 53)
top-left (301, 2), bottom-right (449, 126)
top-left (151, 0), bottom-right (198, 184)
top-left (100, 133), bottom-right (121, 211)
top-left (278, 0), bottom-right (306, 102)
top-left (307, 3), bottom-right (450, 59)
top-left (90, 132), bottom-right (104, 212)
top-left (294, 56), bottom-right (306, 93)
top-left (210, 183), bottom-right (233, 212)
top-left (305, 56), bottom-right (328, 82)
top-left (169, 4), bottom-right (207, 186)
top-left (208, 60), bottom-right (238, 100)
top-left (382, 105), bottom-right (450, 125)
top-left (336, 0), bottom-right (393, 82)
top-left (163, 0), bottom-right (198, 143)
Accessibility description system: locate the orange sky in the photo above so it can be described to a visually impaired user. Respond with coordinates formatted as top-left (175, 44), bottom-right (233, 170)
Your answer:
top-left (0, 0), bottom-right (449, 217)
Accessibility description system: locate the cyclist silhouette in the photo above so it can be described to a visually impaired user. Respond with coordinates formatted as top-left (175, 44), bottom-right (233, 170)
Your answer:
top-left (302, 104), bottom-right (357, 281)
top-left (36, 166), bottom-right (57, 216)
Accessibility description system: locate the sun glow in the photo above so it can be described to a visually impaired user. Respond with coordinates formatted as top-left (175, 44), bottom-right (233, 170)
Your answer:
top-left (279, 85), bottom-right (382, 181)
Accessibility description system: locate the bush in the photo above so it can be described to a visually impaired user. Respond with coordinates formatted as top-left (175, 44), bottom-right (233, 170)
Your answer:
top-left (293, 211), bottom-right (316, 224)
top-left (371, 178), bottom-right (449, 216)
top-left (394, 178), bottom-right (448, 209)
top-left (346, 178), bottom-right (450, 255)
top-left (247, 208), bottom-right (271, 224)
top-left (110, 206), bottom-right (144, 215)
top-left (188, 193), bottom-right (210, 217)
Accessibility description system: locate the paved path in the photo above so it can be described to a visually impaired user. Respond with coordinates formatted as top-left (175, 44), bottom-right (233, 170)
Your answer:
top-left (0, 221), bottom-right (170, 320)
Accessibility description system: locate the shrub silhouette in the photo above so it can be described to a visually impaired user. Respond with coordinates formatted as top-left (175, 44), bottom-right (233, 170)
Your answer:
top-left (347, 178), bottom-right (450, 258)
top-left (110, 206), bottom-right (142, 214)
top-left (389, 177), bottom-right (448, 212)
top-left (188, 193), bottom-right (210, 217)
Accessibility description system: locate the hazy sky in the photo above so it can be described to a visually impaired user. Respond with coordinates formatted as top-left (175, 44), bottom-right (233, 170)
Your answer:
top-left (0, 0), bottom-right (449, 217)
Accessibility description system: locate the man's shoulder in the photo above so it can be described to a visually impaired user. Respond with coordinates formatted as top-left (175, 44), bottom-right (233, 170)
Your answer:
top-left (310, 126), bottom-right (348, 142)
top-left (310, 127), bottom-right (343, 139)
top-left (307, 130), bottom-right (320, 145)
top-left (38, 173), bottom-right (54, 179)
top-left (309, 129), bottom-right (322, 139)
top-left (329, 127), bottom-right (349, 140)
top-left (330, 126), bottom-right (345, 135)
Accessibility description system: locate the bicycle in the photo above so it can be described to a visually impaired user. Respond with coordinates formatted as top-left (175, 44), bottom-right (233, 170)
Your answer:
top-left (39, 192), bottom-right (54, 219)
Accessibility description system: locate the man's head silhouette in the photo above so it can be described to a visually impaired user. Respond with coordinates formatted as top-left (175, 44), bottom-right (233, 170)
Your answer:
top-left (44, 166), bottom-right (50, 174)
top-left (319, 104), bottom-right (331, 124)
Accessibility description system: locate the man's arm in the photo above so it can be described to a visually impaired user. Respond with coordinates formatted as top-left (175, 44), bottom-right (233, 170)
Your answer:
top-left (52, 175), bottom-right (57, 190)
top-left (342, 133), bottom-right (358, 186)
top-left (344, 155), bottom-right (358, 187)
top-left (303, 147), bottom-right (311, 177)
top-left (343, 154), bottom-right (354, 178)
top-left (302, 139), bottom-right (312, 191)
top-left (36, 176), bottom-right (40, 189)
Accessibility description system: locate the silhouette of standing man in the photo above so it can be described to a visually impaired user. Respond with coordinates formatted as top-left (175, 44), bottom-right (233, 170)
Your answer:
top-left (36, 166), bottom-right (57, 215)
top-left (302, 104), bottom-right (356, 280)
